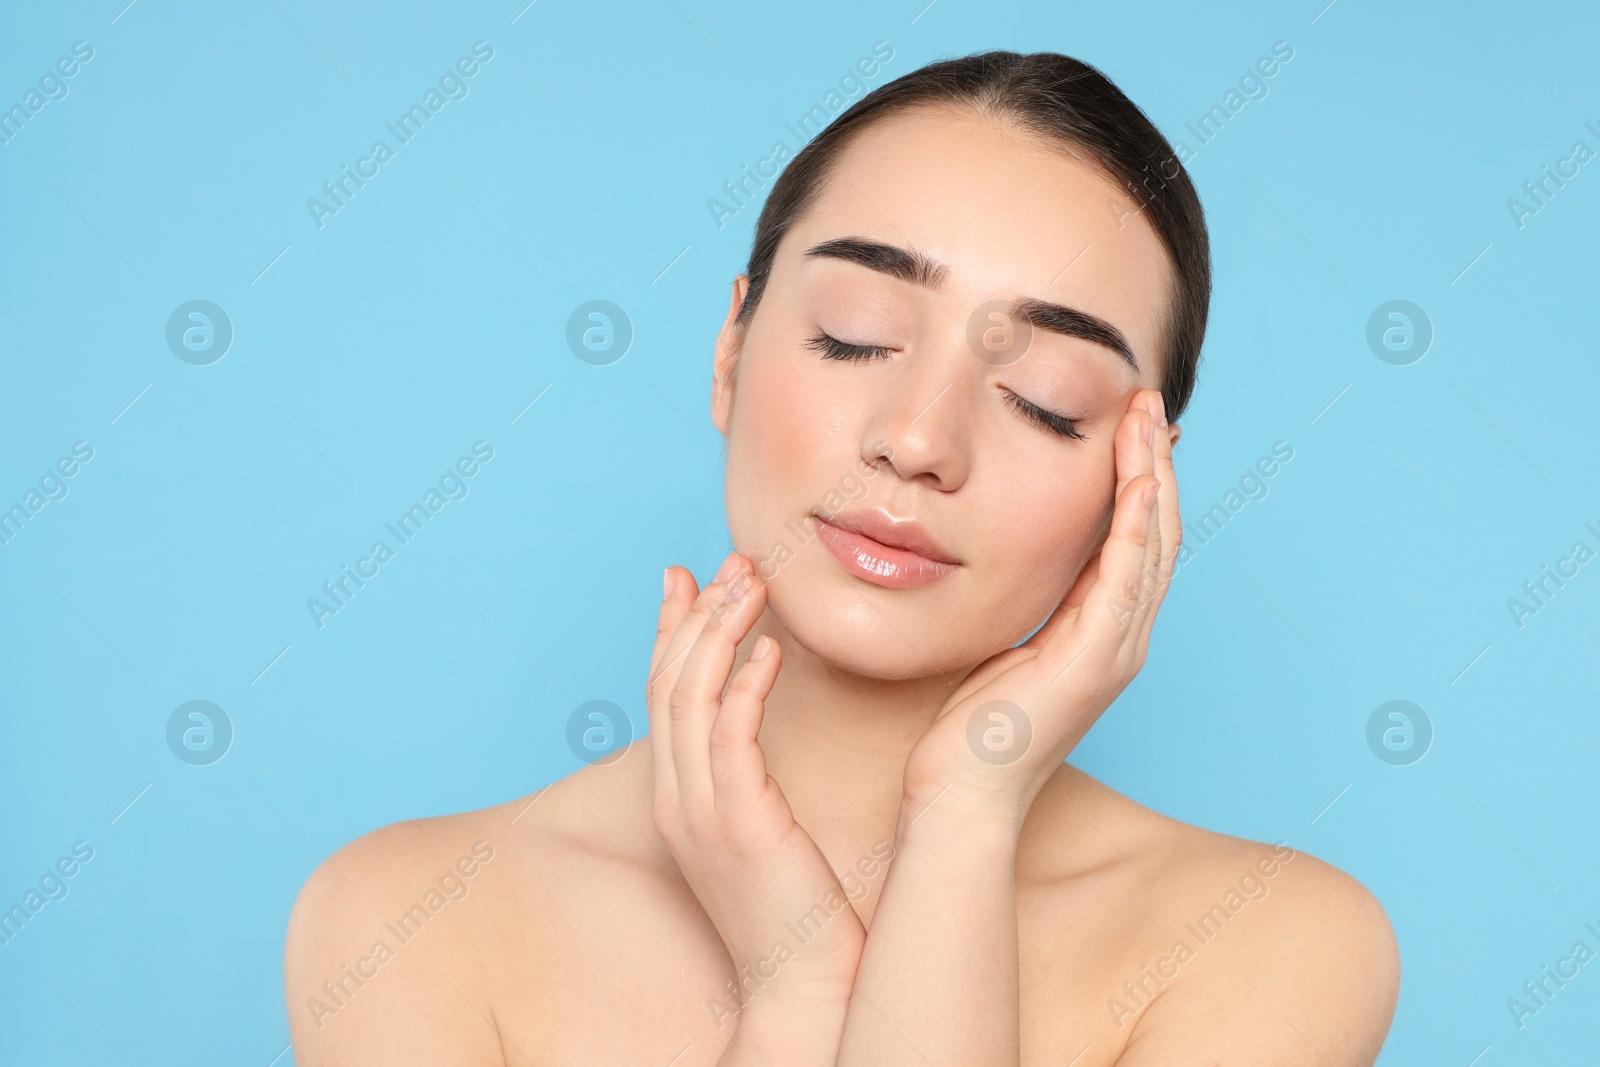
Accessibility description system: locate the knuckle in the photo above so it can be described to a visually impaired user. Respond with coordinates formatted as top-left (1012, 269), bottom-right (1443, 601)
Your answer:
top-left (703, 600), bottom-right (734, 633)
top-left (681, 599), bottom-right (713, 630)
top-left (666, 685), bottom-right (698, 722)
top-left (650, 796), bottom-right (679, 839)
top-left (645, 660), bottom-right (679, 709)
top-left (720, 671), bottom-right (750, 702)
top-left (708, 722), bottom-right (742, 754)
top-left (705, 582), bottom-right (755, 632)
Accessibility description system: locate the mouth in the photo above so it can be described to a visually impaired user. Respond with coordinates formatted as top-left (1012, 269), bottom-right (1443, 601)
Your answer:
top-left (810, 508), bottom-right (959, 589)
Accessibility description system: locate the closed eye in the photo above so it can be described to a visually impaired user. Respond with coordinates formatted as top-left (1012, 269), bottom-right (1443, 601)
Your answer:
top-left (1003, 389), bottom-right (1087, 441)
top-left (806, 330), bottom-right (1085, 441)
top-left (803, 331), bottom-right (893, 361)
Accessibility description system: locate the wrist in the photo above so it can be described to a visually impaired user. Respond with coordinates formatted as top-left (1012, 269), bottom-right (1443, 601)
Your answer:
top-left (897, 786), bottom-right (1026, 851)
top-left (721, 993), bottom-right (849, 1064)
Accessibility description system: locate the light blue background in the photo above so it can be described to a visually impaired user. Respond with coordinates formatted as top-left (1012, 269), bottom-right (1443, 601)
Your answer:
top-left (2, 0), bottom-right (1596, 1062)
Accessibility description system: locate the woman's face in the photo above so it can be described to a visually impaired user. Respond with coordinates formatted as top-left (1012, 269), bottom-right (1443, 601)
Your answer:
top-left (712, 105), bottom-right (1176, 680)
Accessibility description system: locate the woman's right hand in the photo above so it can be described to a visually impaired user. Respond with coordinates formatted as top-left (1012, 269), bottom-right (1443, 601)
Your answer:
top-left (649, 551), bottom-right (867, 1023)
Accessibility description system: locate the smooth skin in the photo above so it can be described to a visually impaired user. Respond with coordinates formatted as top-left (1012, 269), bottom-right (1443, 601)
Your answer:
top-left (285, 105), bottom-right (1399, 1065)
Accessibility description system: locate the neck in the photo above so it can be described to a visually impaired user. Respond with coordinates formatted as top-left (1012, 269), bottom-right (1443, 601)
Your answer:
top-left (738, 606), bottom-right (978, 869)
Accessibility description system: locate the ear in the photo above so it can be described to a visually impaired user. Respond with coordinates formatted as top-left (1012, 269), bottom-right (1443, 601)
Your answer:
top-left (710, 274), bottom-right (751, 437)
top-left (1166, 421), bottom-right (1182, 449)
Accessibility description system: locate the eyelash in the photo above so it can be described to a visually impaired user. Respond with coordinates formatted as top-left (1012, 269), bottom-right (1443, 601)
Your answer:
top-left (1003, 390), bottom-right (1088, 441)
top-left (803, 331), bottom-right (1087, 441)
top-left (803, 331), bottom-right (893, 362)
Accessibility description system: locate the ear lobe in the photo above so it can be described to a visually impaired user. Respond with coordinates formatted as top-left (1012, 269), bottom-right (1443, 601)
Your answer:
top-left (1167, 422), bottom-right (1182, 448)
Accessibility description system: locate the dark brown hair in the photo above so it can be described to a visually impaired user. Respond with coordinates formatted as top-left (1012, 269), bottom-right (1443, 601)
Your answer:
top-left (734, 50), bottom-right (1211, 422)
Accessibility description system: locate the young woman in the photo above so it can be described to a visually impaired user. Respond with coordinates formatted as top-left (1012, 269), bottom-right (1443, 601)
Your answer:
top-left (284, 51), bottom-right (1399, 1065)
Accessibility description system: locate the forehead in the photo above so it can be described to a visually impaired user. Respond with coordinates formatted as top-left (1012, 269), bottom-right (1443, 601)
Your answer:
top-left (782, 105), bottom-right (1173, 372)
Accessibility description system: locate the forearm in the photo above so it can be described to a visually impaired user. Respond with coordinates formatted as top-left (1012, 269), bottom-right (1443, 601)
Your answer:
top-left (715, 995), bottom-right (852, 1066)
top-left (835, 797), bottom-right (1024, 1067)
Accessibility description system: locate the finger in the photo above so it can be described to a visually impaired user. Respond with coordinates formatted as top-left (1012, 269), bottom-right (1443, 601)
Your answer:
top-left (1134, 406), bottom-right (1179, 664)
top-left (1025, 397), bottom-right (1157, 654)
top-left (649, 554), bottom-right (741, 792)
top-left (1061, 552), bottom-right (1100, 612)
top-left (647, 565), bottom-right (700, 794)
top-left (1108, 396), bottom-right (1160, 605)
top-left (1042, 470), bottom-right (1160, 682)
top-left (670, 558), bottom-right (767, 806)
top-left (1112, 393), bottom-right (1157, 505)
top-left (1037, 472), bottom-right (1155, 685)
top-left (1124, 391), bottom-right (1173, 653)
top-left (1136, 394), bottom-right (1164, 605)
top-left (709, 633), bottom-right (782, 810)
top-left (1018, 555), bottom-right (1094, 654)
top-left (1149, 393), bottom-right (1182, 588)
top-left (650, 564), bottom-right (709, 688)
top-left (1048, 399), bottom-right (1159, 638)
top-left (1121, 471), bottom-right (1162, 634)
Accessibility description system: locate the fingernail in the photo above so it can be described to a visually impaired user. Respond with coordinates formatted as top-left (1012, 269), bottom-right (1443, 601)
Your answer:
top-left (1142, 479), bottom-right (1159, 510)
top-left (1151, 392), bottom-right (1167, 427)
top-left (662, 567), bottom-right (672, 602)
top-left (714, 552), bottom-right (740, 583)
top-left (722, 574), bottom-right (751, 604)
top-left (751, 634), bottom-right (771, 661)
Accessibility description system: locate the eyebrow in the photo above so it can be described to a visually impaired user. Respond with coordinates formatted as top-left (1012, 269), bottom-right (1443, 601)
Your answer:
top-left (804, 235), bottom-right (949, 289)
top-left (1011, 297), bottom-right (1139, 376)
top-left (803, 235), bottom-right (1140, 376)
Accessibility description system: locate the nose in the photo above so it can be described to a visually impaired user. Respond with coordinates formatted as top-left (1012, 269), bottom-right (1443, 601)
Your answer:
top-left (860, 334), bottom-right (974, 491)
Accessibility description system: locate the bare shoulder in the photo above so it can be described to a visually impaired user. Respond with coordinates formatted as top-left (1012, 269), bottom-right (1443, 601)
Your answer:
top-left (1041, 767), bottom-right (1399, 1065)
top-left (283, 798), bottom-right (517, 1065)
top-left (283, 740), bottom-right (663, 1065)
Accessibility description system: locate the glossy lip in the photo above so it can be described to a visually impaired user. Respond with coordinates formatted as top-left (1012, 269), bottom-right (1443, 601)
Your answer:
top-left (811, 508), bottom-right (959, 589)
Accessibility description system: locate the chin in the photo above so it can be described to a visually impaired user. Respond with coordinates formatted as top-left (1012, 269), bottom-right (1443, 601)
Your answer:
top-left (758, 547), bottom-right (1044, 681)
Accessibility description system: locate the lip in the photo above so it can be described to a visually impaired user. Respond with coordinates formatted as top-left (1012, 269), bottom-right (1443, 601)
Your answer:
top-left (811, 508), bottom-right (959, 589)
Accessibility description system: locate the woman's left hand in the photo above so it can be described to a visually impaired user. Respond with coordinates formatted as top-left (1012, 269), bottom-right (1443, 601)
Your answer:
top-left (900, 388), bottom-right (1180, 827)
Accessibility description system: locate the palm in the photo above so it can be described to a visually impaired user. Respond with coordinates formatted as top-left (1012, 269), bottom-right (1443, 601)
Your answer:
top-left (902, 392), bottom-right (1178, 811)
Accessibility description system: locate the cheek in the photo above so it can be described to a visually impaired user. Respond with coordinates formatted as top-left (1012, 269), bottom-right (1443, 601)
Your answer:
top-left (978, 458), bottom-right (1116, 629)
top-left (723, 349), bottom-right (858, 549)
top-left (730, 354), bottom-right (814, 468)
